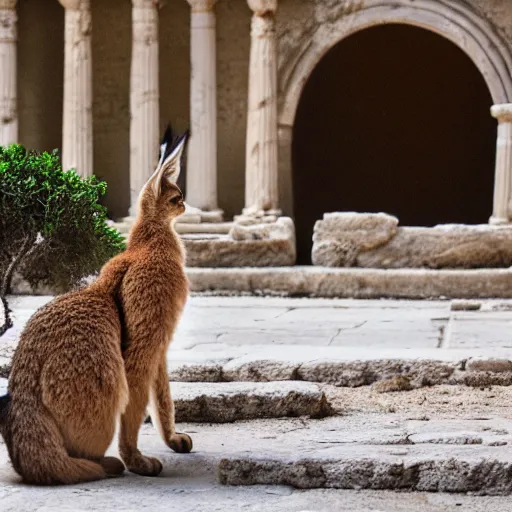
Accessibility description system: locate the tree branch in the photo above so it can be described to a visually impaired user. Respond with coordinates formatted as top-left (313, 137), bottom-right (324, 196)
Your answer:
top-left (0, 235), bottom-right (36, 337)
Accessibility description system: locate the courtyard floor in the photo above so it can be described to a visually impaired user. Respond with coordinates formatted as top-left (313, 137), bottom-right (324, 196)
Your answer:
top-left (1, 295), bottom-right (512, 510)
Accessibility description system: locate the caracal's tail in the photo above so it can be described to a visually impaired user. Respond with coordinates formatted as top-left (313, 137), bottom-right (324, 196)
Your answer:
top-left (1, 400), bottom-right (106, 485)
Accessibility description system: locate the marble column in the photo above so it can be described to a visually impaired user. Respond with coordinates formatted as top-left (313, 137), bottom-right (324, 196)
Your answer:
top-left (490, 104), bottom-right (512, 224)
top-left (244, 0), bottom-right (279, 215)
top-left (58, 0), bottom-right (93, 177)
top-left (129, 0), bottom-right (160, 216)
top-left (186, 0), bottom-right (221, 219)
top-left (0, 0), bottom-right (17, 146)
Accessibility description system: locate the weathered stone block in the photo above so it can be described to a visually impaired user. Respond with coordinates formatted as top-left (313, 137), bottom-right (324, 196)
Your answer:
top-left (312, 212), bottom-right (398, 267)
top-left (183, 217), bottom-right (296, 267)
top-left (312, 212), bottom-right (512, 269)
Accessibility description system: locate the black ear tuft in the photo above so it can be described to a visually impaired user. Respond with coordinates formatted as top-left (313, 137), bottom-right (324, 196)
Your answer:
top-left (156, 125), bottom-right (190, 179)
top-left (161, 124), bottom-right (174, 147)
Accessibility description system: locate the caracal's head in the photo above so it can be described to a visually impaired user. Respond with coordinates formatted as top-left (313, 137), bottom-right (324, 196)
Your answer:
top-left (137, 125), bottom-right (189, 222)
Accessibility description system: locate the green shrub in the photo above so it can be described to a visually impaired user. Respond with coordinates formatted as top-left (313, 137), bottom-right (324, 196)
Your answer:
top-left (0, 144), bottom-right (125, 335)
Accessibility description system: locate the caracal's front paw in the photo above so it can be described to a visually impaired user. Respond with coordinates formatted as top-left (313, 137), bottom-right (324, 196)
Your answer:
top-left (125, 454), bottom-right (163, 476)
top-left (168, 433), bottom-right (193, 453)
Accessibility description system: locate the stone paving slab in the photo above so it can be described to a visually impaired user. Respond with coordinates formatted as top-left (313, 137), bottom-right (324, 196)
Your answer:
top-left (448, 312), bottom-right (512, 349)
top-left (3, 296), bottom-right (512, 386)
top-left (136, 415), bottom-right (512, 495)
top-left (2, 457), bottom-right (512, 512)
top-left (172, 381), bottom-right (332, 422)
top-left (4, 413), bottom-right (510, 495)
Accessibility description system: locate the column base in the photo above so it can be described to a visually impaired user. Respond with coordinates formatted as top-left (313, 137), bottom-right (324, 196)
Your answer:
top-left (235, 207), bottom-right (283, 226)
top-left (183, 216), bottom-right (296, 267)
top-left (179, 207), bottom-right (295, 266)
top-left (179, 205), bottom-right (224, 224)
top-left (489, 216), bottom-right (511, 225)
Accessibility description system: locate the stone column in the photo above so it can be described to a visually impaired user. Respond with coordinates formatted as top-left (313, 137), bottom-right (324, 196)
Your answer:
top-left (490, 104), bottom-right (512, 224)
top-left (0, 0), bottom-right (18, 146)
top-left (58, 0), bottom-right (93, 177)
top-left (129, 0), bottom-right (160, 216)
top-left (244, 0), bottom-right (279, 216)
top-left (185, 0), bottom-right (221, 220)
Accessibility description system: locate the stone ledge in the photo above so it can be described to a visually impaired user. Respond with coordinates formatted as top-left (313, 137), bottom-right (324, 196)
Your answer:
top-left (219, 453), bottom-right (512, 493)
top-left (187, 266), bottom-right (512, 299)
top-left (14, 266), bottom-right (512, 299)
top-left (3, 344), bottom-right (512, 389)
top-left (106, 412), bottom-right (512, 495)
top-left (183, 237), bottom-right (295, 267)
top-left (4, 345), bottom-right (512, 388)
top-left (172, 381), bottom-right (332, 422)
top-left (213, 415), bottom-right (512, 494)
top-left (165, 347), bottom-right (512, 388)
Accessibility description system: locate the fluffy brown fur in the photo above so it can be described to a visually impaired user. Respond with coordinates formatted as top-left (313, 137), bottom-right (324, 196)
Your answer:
top-left (0, 128), bottom-right (192, 485)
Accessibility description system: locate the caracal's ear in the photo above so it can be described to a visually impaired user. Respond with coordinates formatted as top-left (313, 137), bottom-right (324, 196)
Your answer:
top-left (148, 125), bottom-right (190, 199)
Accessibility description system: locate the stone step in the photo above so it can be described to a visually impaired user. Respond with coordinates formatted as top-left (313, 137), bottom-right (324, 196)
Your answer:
top-left (165, 345), bottom-right (512, 388)
top-left (175, 222), bottom-right (233, 235)
top-left (12, 267), bottom-right (512, 299)
top-left (0, 378), bottom-right (331, 423)
top-left (129, 413), bottom-right (512, 495)
top-left (214, 415), bottom-right (512, 493)
top-left (181, 233), bottom-right (231, 241)
top-left (3, 342), bottom-right (512, 389)
top-left (111, 220), bottom-right (233, 236)
top-left (187, 266), bottom-right (512, 299)
top-left (4, 296), bottom-right (512, 389)
top-left (172, 381), bottom-right (332, 422)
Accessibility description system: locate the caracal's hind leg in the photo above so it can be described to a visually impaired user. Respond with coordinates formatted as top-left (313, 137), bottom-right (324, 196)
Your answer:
top-left (40, 345), bottom-right (129, 477)
top-left (119, 345), bottom-right (164, 476)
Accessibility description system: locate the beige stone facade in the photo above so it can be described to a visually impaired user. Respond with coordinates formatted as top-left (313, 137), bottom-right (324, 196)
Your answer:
top-left (6, 0), bottom-right (512, 264)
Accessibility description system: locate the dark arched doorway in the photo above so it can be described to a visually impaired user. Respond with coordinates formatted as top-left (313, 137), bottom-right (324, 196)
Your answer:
top-left (292, 24), bottom-right (497, 264)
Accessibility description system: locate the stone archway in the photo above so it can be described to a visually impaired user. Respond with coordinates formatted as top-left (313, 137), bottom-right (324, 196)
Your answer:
top-left (292, 24), bottom-right (497, 263)
top-left (276, 0), bottom-right (512, 264)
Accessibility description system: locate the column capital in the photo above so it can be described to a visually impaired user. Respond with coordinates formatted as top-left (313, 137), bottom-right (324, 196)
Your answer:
top-left (58, 0), bottom-right (89, 9)
top-left (0, 0), bottom-right (16, 9)
top-left (0, 3), bottom-right (16, 42)
top-left (491, 104), bottom-right (512, 123)
top-left (247, 0), bottom-right (277, 16)
top-left (186, 0), bottom-right (217, 12)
